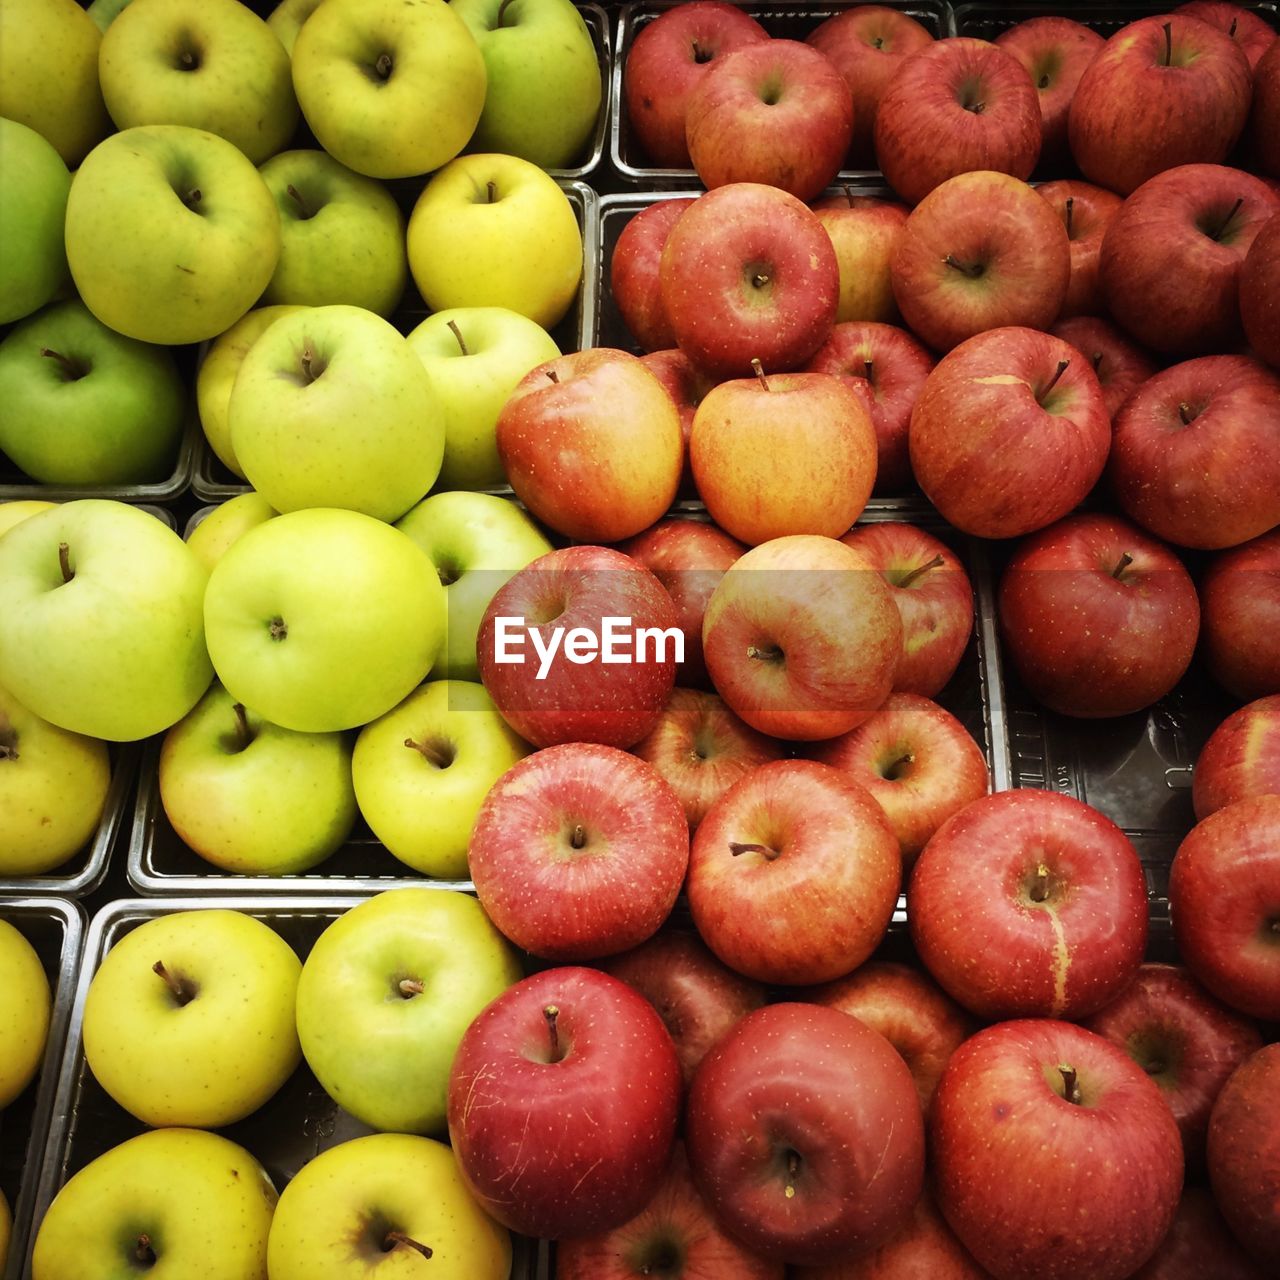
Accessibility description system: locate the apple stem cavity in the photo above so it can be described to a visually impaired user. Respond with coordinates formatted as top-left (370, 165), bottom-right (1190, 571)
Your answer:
top-left (691, 39), bottom-right (712, 64)
top-left (39, 347), bottom-right (88, 381)
top-left (1207, 197), bottom-right (1245, 243)
top-left (181, 187), bottom-right (202, 213)
top-left (751, 269), bottom-right (771, 290)
top-left (1058, 1064), bottom-right (1083, 1105)
top-left (374, 52), bottom-right (393, 81)
top-left (487, 180), bottom-right (498, 204)
top-left (569, 823), bottom-right (588, 850)
top-left (784, 1149), bottom-right (800, 1200)
top-left (0, 711), bottom-right (17, 761)
top-left (1039, 360), bottom-right (1070, 402)
top-left (446, 319), bottom-right (469, 356)
top-left (152, 961), bottom-right (196, 1007)
top-left (231, 702), bottom-right (254, 752)
top-left (1178, 402), bottom-right (1197, 426)
top-left (944, 255), bottom-right (984, 279)
top-left (1111, 552), bottom-right (1134, 580)
top-left (729, 841), bottom-right (781, 861)
top-left (404, 737), bottom-right (454, 769)
top-left (135, 1234), bottom-right (157, 1266)
top-left (384, 1232), bottom-right (432, 1260)
top-left (1064, 197), bottom-right (1074, 240)
top-left (57, 541), bottom-right (74, 584)
top-left (544, 1004), bottom-right (565, 1063)
top-left (751, 358), bottom-right (770, 391)
top-left (398, 978), bottom-right (425, 999)
top-left (896, 553), bottom-right (945, 589)
top-left (497, 0), bottom-right (518, 27)
top-left (286, 183), bottom-right (313, 220)
top-left (746, 644), bottom-right (783, 664)
top-left (269, 616), bottom-right (288, 642)
top-left (1029, 863), bottom-right (1051, 903)
top-left (299, 343), bottom-right (323, 385)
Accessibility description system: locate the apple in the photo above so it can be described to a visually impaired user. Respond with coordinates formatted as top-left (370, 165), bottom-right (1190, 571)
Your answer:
top-left (686, 1002), bottom-right (924, 1266)
top-left (659, 182), bottom-right (839, 380)
top-left (1200, 531), bottom-right (1280, 701)
top-left (1068, 13), bottom-right (1252, 196)
top-left (809, 694), bottom-right (989, 865)
top-left (0, 500), bottom-right (56, 539)
top-left (0, 917), bottom-right (51, 1109)
top-left (908, 790), bottom-right (1149, 1019)
top-left (811, 194), bottom-right (909, 326)
top-left (0, 118), bottom-right (70, 325)
top-left (640, 349), bottom-right (714, 495)
top-left (291, 0), bottom-right (486, 179)
top-left (297, 888), bottom-right (522, 1134)
top-left (1132, 1186), bottom-right (1269, 1280)
top-left (448, 966), bottom-right (682, 1238)
top-left (184, 492), bottom-right (277, 573)
top-left (908, 325), bottom-right (1111, 539)
top-left (1175, 2), bottom-right (1277, 67)
top-left (890, 170), bottom-right (1070, 353)
top-left (64, 124), bottom-right (281, 346)
top-left (87, 0), bottom-right (134, 33)
top-left (931, 1020), bottom-right (1184, 1280)
top-left (1193, 695), bottom-right (1280, 819)
top-left (265, 0), bottom-right (323, 53)
top-left (1109, 354), bottom-right (1280, 550)
top-left (1169, 795), bottom-right (1280, 1021)
top-left (621, 1), bottom-right (769, 168)
top-left (874, 38), bottom-right (1041, 206)
top-left (610, 197), bottom-right (695, 352)
top-left (1036, 179), bottom-right (1122, 317)
top-left (1249, 37), bottom-right (1280, 178)
top-left (1241, 211), bottom-right (1280, 369)
top-left (688, 759), bottom-right (900, 985)
top-left (81, 908), bottom-right (302, 1127)
top-left (1050, 314), bottom-right (1158, 418)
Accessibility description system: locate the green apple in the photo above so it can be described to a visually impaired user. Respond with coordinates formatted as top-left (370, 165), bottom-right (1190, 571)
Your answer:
top-left (195, 304), bottom-right (304, 479)
top-left (267, 0), bottom-right (325, 55)
top-left (291, 0), bottom-right (486, 180)
top-left (407, 152), bottom-right (582, 330)
top-left (31, 1127), bottom-right (277, 1280)
top-left (394, 490), bottom-right (552, 679)
top-left (99, 0), bottom-right (299, 165)
top-left (0, 0), bottom-right (110, 166)
top-left (0, 500), bottom-right (213, 742)
top-left (0, 300), bottom-right (185, 486)
top-left (203, 508), bottom-right (444, 733)
top-left (186, 493), bottom-right (278, 573)
top-left (82, 909), bottom-right (302, 1127)
top-left (296, 888), bottom-right (521, 1133)
top-left (0, 682), bottom-right (111, 878)
top-left (406, 307), bottom-right (560, 489)
top-left (159, 681), bottom-right (357, 876)
top-left (0, 917), bottom-right (51, 1109)
top-left (0, 119), bottom-right (71, 326)
top-left (229, 305), bottom-right (443, 523)
top-left (64, 124), bottom-right (281, 346)
top-left (0, 501), bottom-right (57, 540)
top-left (352, 680), bottom-right (529, 879)
top-left (87, 0), bottom-right (134, 33)
top-left (455, 0), bottom-right (602, 170)
top-left (266, 1133), bottom-right (511, 1279)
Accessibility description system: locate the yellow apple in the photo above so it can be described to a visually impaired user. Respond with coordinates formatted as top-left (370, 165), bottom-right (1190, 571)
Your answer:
top-left (186, 493), bottom-right (278, 572)
top-left (0, 918), bottom-right (51, 1109)
top-left (0, 501), bottom-right (57, 540)
top-left (267, 0), bottom-right (326, 55)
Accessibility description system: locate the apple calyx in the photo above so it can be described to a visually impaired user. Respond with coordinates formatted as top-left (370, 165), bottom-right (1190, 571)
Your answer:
top-left (384, 1231), bottom-right (433, 1261)
top-left (57, 541), bottom-right (74, 585)
top-left (404, 737), bottom-right (455, 769)
top-left (286, 184), bottom-right (315, 221)
top-left (1205, 197), bottom-right (1245, 244)
top-left (0, 710), bottom-right (17, 762)
top-left (1038, 360), bottom-right (1071, 404)
top-left (1110, 552), bottom-right (1135, 581)
top-left (895, 553), bottom-right (945, 590)
top-left (372, 52), bottom-right (393, 82)
top-left (751, 357), bottom-right (770, 391)
top-left (230, 702), bottom-right (255, 753)
top-left (152, 960), bottom-right (197, 1007)
top-left (180, 187), bottom-right (202, 213)
top-left (39, 347), bottom-right (89, 381)
top-left (446, 319), bottom-right (469, 356)
top-left (1058, 1063), bottom-right (1083, 1105)
top-left (175, 46), bottom-right (200, 72)
top-left (544, 1004), bottom-right (566, 1063)
top-left (398, 978), bottom-right (425, 998)
top-left (729, 841), bottom-right (782, 861)
top-left (944, 254), bottom-right (985, 279)
top-left (269, 616), bottom-right (288, 643)
top-left (135, 1233), bottom-right (157, 1266)
top-left (497, 0), bottom-right (519, 28)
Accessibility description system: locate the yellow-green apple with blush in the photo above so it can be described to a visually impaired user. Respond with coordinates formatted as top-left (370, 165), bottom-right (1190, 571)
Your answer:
top-left (98, 0), bottom-right (298, 164)
top-left (159, 682), bottom-right (357, 876)
top-left (64, 125), bottom-right (281, 346)
top-left (185, 493), bottom-right (277, 574)
top-left (266, 0), bottom-right (324, 54)
top-left (407, 153), bottom-right (583, 330)
top-left (292, 0), bottom-right (486, 179)
top-left (1050, 314), bottom-right (1157, 418)
top-left (0, 120), bottom-right (70, 325)
top-left (0, 500), bottom-right (214, 742)
top-left (1200, 533), bottom-right (1280, 702)
top-left (82, 909), bottom-right (302, 1127)
top-left (1037, 179), bottom-right (1121, 318)
top-left (1241, 212), bottom-right (1280, 369)
top-left (203, 508), bottom-right (444, 734)
top-left (405, 308), bottom-right (560, 491)
top-left (0, 917), bottom-right (51, 1108)
top-left (0, 501), bottom-right (56, 540)
top-left (1192, 694), bottom-right (1280, 819)
top-left (352, 679), bottom-right (529, 880)
top-left (811, 193), bottom-right (909, 326)
top-left (610, 198), bottom-right (695, 352)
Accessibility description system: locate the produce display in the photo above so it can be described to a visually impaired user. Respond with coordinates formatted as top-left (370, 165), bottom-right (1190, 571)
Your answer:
top-left (1, 2), bottom-right (1279, 1279)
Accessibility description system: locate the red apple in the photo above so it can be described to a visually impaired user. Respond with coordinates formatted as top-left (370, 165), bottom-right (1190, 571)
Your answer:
top-left (1175, 2), bottom-right (1277, 67)
top-left (687, 1002), bottom-right (925, 1266)
top-left (1248, 36), bottom-right (1280, 178)
top-left (599, 931), bottom-right (767, 1086)
top-left (811, 194), bottom-right (909, 326)
top-left (702, 535), bottom-right (902, 741)
top-left (1068, 14), bottom-right (1253, 195)
top-left (1108, 354), bottom-right (1280, 550)
top-left (890, 170), bottom-right (1070, 353)
top-left (908, 790), bottom-right (1149, 1019)
top-left (806, 7), bottom-right (936, 168)
top-left (997, 513), bottom-right (1201, 719)
top-left (1100, 163), bottom-right (1280, 355)
top-left (908, 326), bottom-right (1111, 539)
top-left (610, 199), bottom-right (696, 353)
top-left (1050, 314), bottom-right (1159, 418)
top-left (1036, 179), bottom-right (1122, 318)
top-left (1132, 1186), bottom-right (1269, 1280)
top-left (1241, 211), bottom-right (1280, 370)
top-left (639, 349), bottom-right (716, 497)
top-left (685, 39), bottom-right (853, 203)
top-left (1193, 695), bottom-right (1280, 819)
top-left (477, 544), bottom-right (679, 750)
top-left (660, 182), bottom-right (839, 380)
top-left (808, 693), bottom-right (989, 865)
top-left (931, 1020), bottom-right (1184, 1280)
top-left (1169, 794), bottom-right (1280, 1021)
top-left (874, 38), bottom-right (1041, 206)
top-left (447, 966), bottom-right (682, 1239)
top-left (1201, 531), bottom-right (1280, 701)
top-left (688, 759), bottom-right (900, 986)
top-left (622, 1), bottom-right (769, 168)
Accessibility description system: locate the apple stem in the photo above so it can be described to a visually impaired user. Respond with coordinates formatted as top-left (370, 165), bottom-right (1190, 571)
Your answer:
top-left (487, 180), bottom-right (498, 204)
top-left (497, 0), bottom-right (518, 27)
top-left (398, 978), bottom-right (425, 998)
top-left (545, 368), bottom-right (560, 384)
top-left (1230, 16), bottom-right (1238, 37)
top-left (232, 702), bottom-right (254, 751)
top-left (729, 841), bottom-right (781, 861)
top-left (1178, 402), bottom-right (1196, 426)
top-left (1090, 350), bottom-right (1104, 373)
top-left (135, 1234), bottom-right (156, 1266)
top-left (1040, 359), bottom-right (1070, 401)
top-left (843, 184), bottom-right (855, 205)
top-left (1161, 20), bottom-right (1172, 67)
top-left (57, 541), bottom-right (74, 584)
top-left (569, 823), bottom-right (587, 849)
top-left (746, 644), bottom-right (783, 663)
top-left (896, 553), bottom-right (944, 590)
top-left (751, 358), bottom-right (770, 391)
top-left (944, 255), bottom-right (984, 279)
top-left (152, 961), bottom-right (196, 1007)
top-left (39, 347), bottom-right (88, 380)
top-left (375, 52), bottom-right (393, 80)
top-left (182, 187), bottom-right (202, 212)
top-left (0, 710), bottom-right (17, 761)
top-left (1064, 196), bottom-right (1074, 240)
top-left (1058, 1064), bottom-right (1082, 1105)
top-left (751, 270), bottom-right (771, 289)
top-left (286, 183), bottom-right (313, 220)
top-left (785, 1149), bottom-right (800, 1200)
top-left (385, 1232), bottom-right (433, 1260)
top-left (1207, 197), bottom-right (1244, 243)
top-left (863, 357), bottom-right (875, 386)
top-left (1029, 863), bottom-right (1051, 903)
top-left (446, 319), bottom-right (469, 356)
top-left (1110, 552), bottom-right (1134, 580)
top-left (404, 737), bottom-right (453, 769)
top-left (544, 1005), bottom-right (564, 1063)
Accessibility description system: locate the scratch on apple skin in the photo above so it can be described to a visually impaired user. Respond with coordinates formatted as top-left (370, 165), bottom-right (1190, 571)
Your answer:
top-left (569, 1156), bottom-right (604, 1197)
top-left (176, 265), bottom-right (195, 275)
top-left (1044, 905), bottom-right (1070, 1015)
top-left (866, 1121), bottom-right (895, 1187)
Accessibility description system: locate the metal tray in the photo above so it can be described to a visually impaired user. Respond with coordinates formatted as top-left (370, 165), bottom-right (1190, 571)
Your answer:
top-left (0, 899), bottom-right (85, 1280)
top-left (23, 896), bottom-right (538, 1280)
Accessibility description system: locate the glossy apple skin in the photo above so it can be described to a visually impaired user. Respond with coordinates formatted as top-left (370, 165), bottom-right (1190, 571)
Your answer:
top-left (806, 7), bottom-right (935, 168)
top-left (1100, 164), bottom-right (1280, 355)
top-left (1193, 694), bottom-right (1280, 819)
top-left (1068, 14), bottom-right (1253, 196)
top-left (809, 694), bottom-right (988, 865)
top-left (629, 686), bottom-right (783, 830)
top-left (688, 760), bottom-right (901, 985)
top-left (1241, 211), bottom-right (1280, 370)
top-left (468, 744), bottom-right (687, 962)
top-left (1050, 314), bottom-right (1158, 418)
top-left (477, 545), bottom-right (679, 750)
top-left (1174, 2), bottom-right (1277, 68)
top-left (908, 790), bottom-right (1149, 1020)
top-left (1083, 962), bottom-right (1263, 1167)
top-left (1169, 795), bottom-right (1280, 1020)
top-left (1109, 355), bottom-right (1280, 550)
top-left (447, 966), bottom-right (682, 1240)
top-left (908, 326), bottom-right (1110, 539)
top-left (687, 1002), bottom-right (925, 1266)
top-left (891, 170), bottom-right (1070, 354)
top-left (997, 513), bottom-right (1200, 718)
top-left (811, 196), bottom-right (909, 327)
top-left (600, 930), bottom-right (767, 1086)
top-left (610, 199), bottom-right (695, 352)
top-left (1036, 179), bottom-right (1121, 317)
top-left (660, 182), bottom-right (839, 380)
top-left (875, 39), bottom-right (1041, 206)
top-left (1132, 1186), bottom-right (1269, 1280)
top-left (1200, 532), bottom-right (1280, 701)
top-left (931, 1020), bottom-right (1184, 1280)
top-left (1206, 1043), bottom-right (1280, 1265)
top-left (1250, 38), bottom-right (1280, 179)
top-left (803, 961), bottom-right (975, 1113)
top-left (623, 1), bottom-right (769, 167)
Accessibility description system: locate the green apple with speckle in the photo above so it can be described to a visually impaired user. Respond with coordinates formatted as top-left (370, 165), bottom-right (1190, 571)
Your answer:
top-left (0, 119), bottom-right (71, 325)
